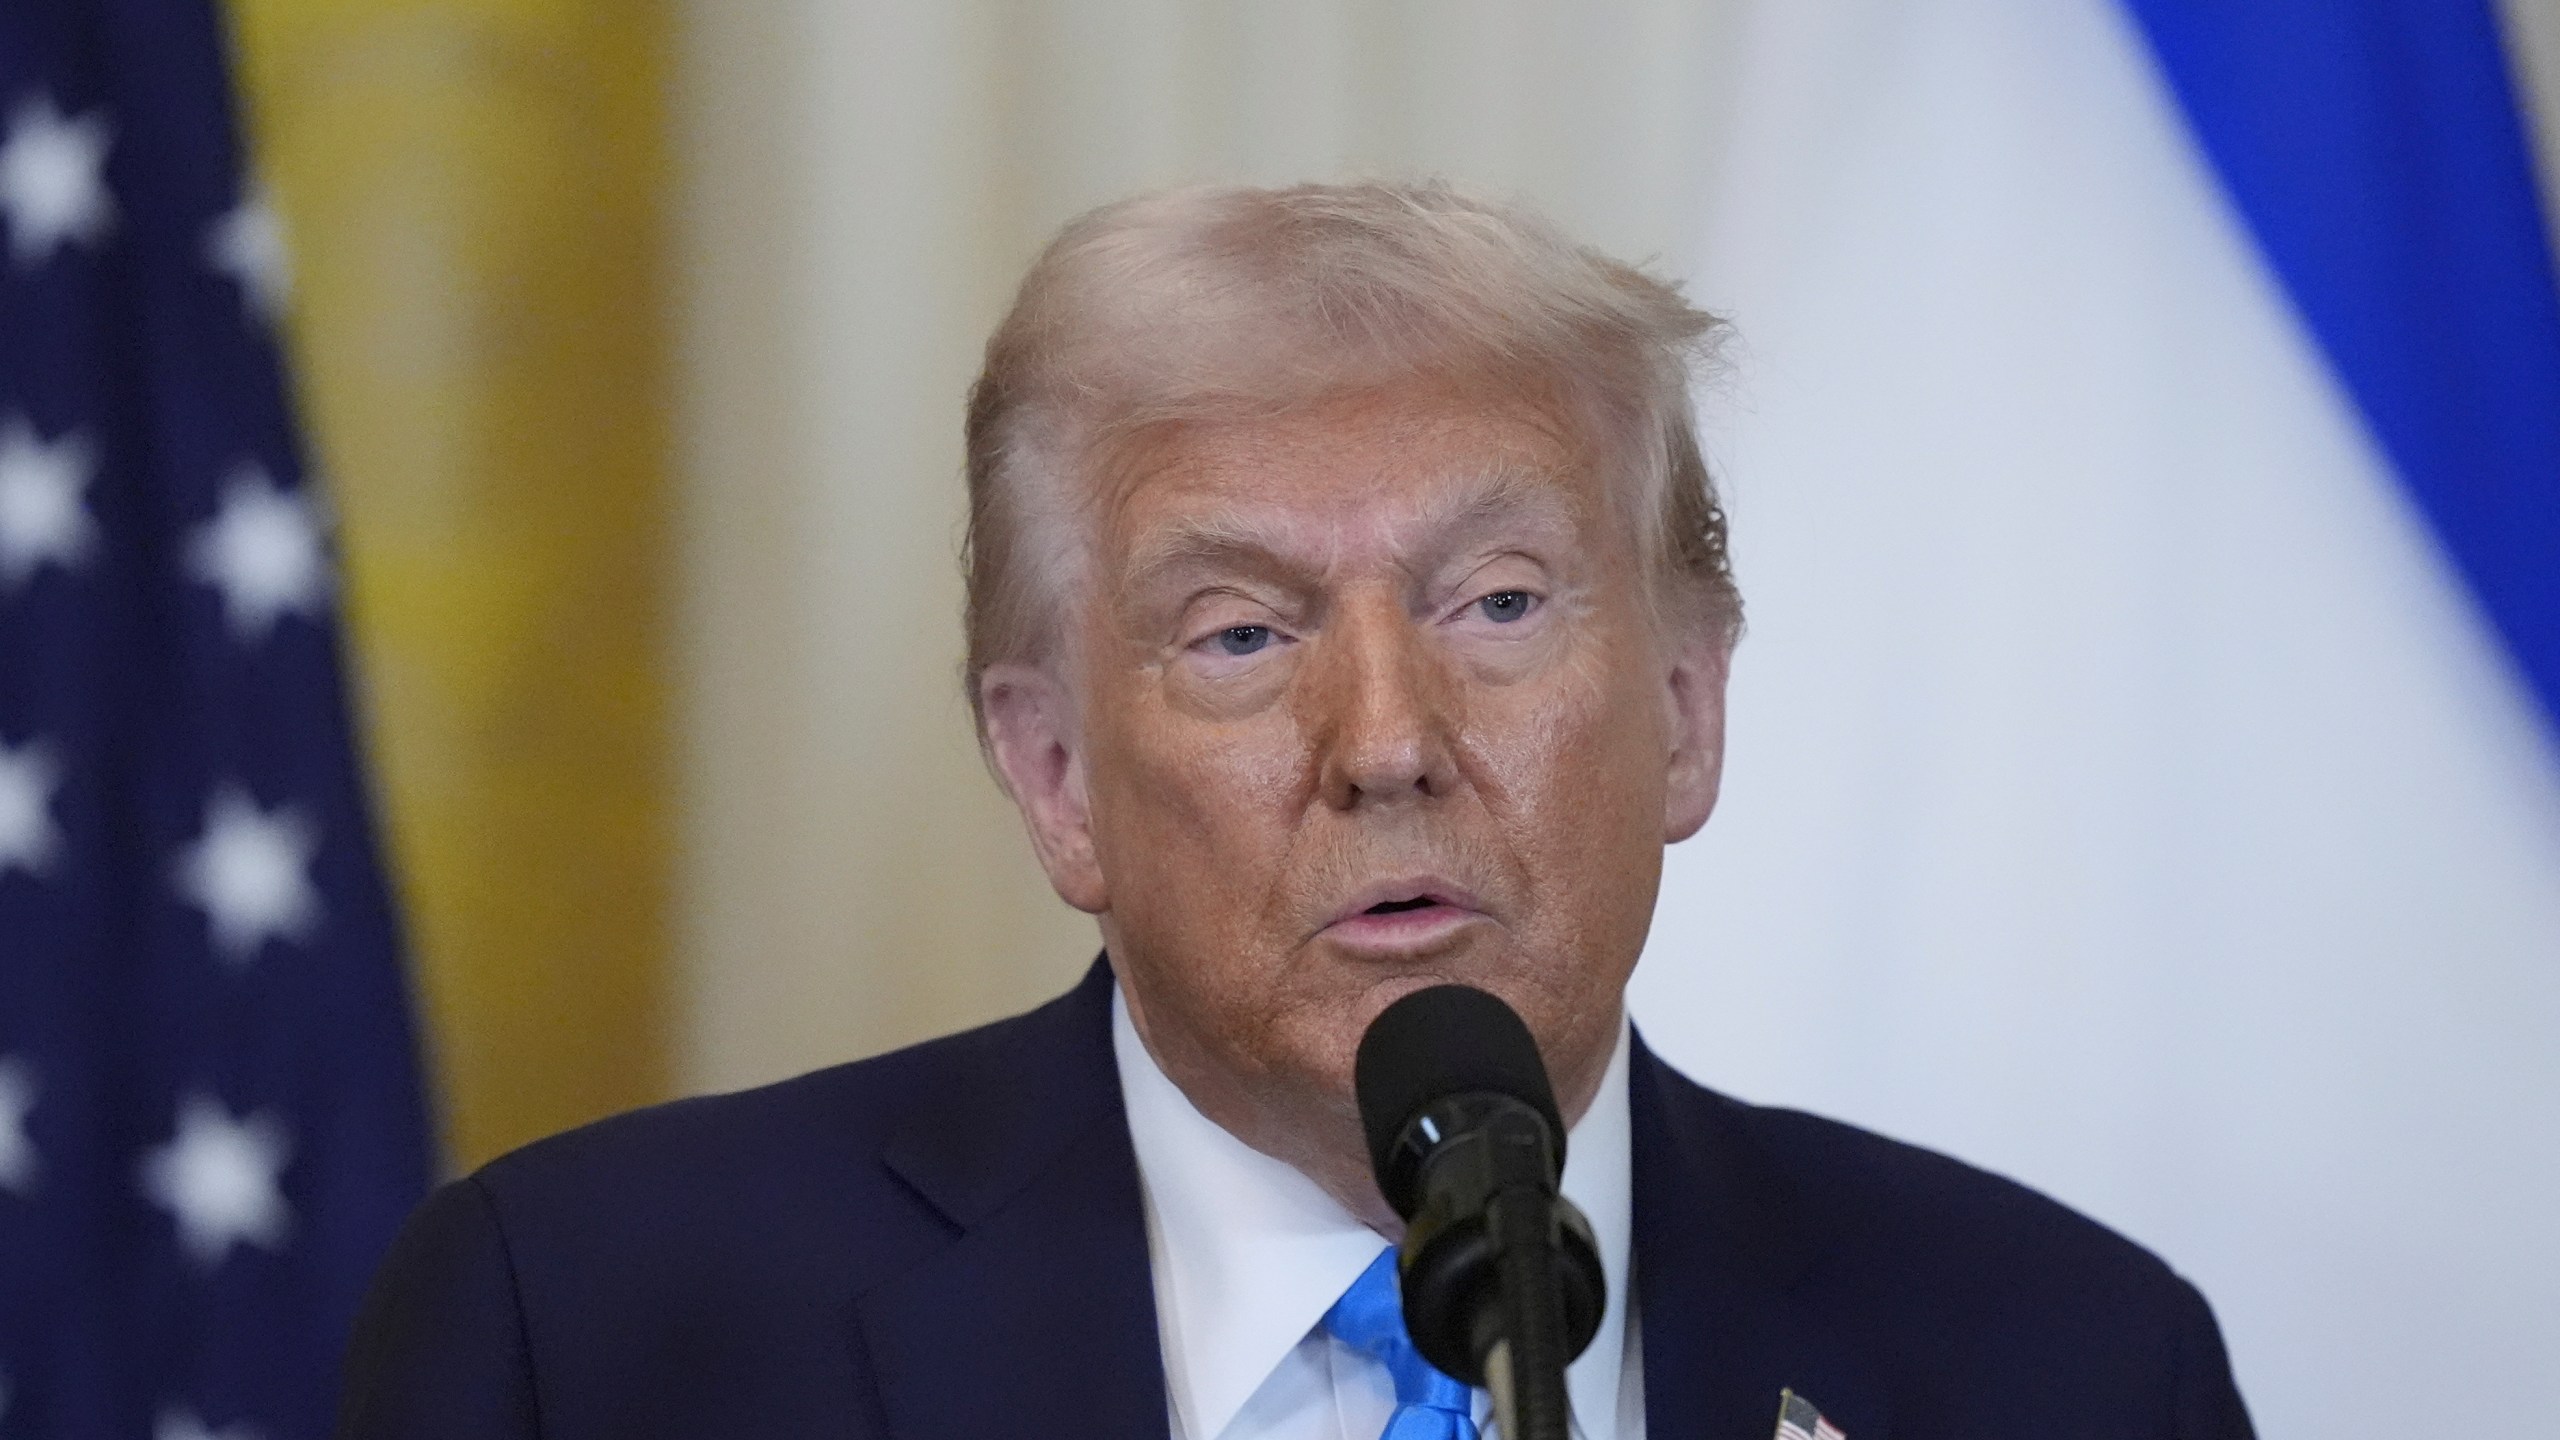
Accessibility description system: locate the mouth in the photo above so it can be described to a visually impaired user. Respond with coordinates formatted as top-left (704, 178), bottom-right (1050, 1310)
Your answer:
top-left (1317, 878), bottom-right (1490, 955)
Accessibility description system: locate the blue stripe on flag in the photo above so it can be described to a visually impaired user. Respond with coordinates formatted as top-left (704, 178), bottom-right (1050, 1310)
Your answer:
top-left (2122, 0), bottom-right (2560, 733)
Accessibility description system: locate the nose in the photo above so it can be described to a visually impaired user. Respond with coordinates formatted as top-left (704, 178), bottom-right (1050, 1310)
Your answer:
top-left (1309, 596), bottom-right (1460, 811)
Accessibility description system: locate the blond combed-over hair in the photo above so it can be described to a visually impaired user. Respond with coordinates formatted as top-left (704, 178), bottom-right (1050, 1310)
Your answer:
top-left (961, 180), bottom-right (1739, 731)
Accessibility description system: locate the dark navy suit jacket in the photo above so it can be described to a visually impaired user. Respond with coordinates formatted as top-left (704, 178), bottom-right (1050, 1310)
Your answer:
top-left (338, 962), bottom-right (2254, 1438)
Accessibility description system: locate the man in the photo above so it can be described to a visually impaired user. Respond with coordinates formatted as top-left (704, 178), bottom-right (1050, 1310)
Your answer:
top-left (339, 183), bottom-right (2254, 1439)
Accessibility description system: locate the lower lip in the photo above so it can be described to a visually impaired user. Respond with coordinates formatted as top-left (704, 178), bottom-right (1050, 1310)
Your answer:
top-left (1320, 904), bottom-right (1485, 954)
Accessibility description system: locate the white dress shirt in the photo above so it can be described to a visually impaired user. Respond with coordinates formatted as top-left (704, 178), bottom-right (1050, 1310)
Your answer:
top-left (1113, 986), bottom-right (1645, 1440)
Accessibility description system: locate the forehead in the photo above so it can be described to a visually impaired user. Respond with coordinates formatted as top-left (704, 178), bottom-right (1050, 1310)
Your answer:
top-left (1095, 385), bottom-right (1606, 569)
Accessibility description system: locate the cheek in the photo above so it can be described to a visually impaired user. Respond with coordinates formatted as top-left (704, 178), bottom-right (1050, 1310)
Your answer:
top-left (1469, 636), bottom-right (1669, 948)
top-left (1476, 634), bottom-right (1665, 816)
top-left (1086, 697), bottom-right (1310, 940)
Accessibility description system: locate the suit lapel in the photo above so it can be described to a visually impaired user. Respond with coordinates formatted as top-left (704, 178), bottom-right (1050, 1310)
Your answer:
top-left (853, 961), bottom-right (1171, 1440)
top-left (1632, 1035), bottom-right (1889, 1440)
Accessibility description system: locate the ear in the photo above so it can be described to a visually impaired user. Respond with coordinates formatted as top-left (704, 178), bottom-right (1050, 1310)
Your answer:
top-left (1660, 627), bottom-right (1732, 844)
top-left (979, 662), bottom-right (1110, 914)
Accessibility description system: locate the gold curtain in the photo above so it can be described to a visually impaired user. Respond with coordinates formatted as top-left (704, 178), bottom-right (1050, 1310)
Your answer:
top-left (221, 0), bottom-right (671, 1170)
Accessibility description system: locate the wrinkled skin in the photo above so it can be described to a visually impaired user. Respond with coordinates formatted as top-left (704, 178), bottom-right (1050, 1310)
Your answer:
top-left (980, 381), bottom-right (1730, 1229)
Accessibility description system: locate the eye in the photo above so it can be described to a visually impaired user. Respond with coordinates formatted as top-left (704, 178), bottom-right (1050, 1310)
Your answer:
top-left (1215, 624), bottom-right (1275, 656)
top-left (1475, 590), bottom-right (1537, 624)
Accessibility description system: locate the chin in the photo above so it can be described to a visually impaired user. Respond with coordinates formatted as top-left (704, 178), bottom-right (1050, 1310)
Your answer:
top-left (1278, 953), bottom-right (1515, 1073)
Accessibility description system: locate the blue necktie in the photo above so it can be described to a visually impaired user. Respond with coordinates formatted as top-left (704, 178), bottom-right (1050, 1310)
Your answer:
top-left (1324, 1246), bottom-right (1481, 1440)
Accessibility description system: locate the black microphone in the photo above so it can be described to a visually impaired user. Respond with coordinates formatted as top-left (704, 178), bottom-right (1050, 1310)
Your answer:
top-left (1354, 985), bottom-right (1605, 1440)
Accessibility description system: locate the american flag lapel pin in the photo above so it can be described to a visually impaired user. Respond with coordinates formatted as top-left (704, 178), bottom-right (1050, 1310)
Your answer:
top-left (1775, 1388), bottom-right (1847, 1440)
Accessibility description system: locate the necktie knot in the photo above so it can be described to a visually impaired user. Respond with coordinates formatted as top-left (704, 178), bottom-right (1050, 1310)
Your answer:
top-left (1324, 1246), bottom-right (1478, 1440)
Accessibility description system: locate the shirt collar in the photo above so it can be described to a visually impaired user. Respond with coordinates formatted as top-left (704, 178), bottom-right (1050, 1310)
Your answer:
top-left (1114, 984), bottom-right (1636, 1440)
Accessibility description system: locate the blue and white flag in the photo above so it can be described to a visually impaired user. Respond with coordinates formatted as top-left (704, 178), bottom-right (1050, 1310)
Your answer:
top-left (1636, 2), bottom-right (2560, 1437)
top-left (0, 4), bottom-right (434, 1437)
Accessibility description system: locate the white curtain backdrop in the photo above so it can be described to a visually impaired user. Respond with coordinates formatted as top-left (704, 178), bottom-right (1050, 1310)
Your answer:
top-left (1631, 2), bottom-right (2560, 1436)
top-left (672, 4), bottom-right (2560, 1434)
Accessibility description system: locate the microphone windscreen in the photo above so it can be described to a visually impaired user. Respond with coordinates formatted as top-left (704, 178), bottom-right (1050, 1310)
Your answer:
top-left (1353, 984), bottom-right (1565, 1199)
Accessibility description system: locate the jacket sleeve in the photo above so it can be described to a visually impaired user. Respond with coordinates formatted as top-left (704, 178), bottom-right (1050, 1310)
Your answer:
top-left (336, 1176), bottom-right (541, 1439)
top-left (2168, 1275), bottom-right (2255, 1440)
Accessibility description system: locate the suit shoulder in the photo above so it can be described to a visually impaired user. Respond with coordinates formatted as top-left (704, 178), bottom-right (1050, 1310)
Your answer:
top-left (1660, 1065), bottom-right (2188, 1299)
top-left (1649, 1070), bottom-right (2251, 1430)
top-left (468, 972), bottom-right (1103, 1244)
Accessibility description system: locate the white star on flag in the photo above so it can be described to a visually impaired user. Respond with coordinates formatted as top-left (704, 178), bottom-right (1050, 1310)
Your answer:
top-left (206, 189), bottom-right (289, 322)
top-left (140, 1094), bottom-right (292, 1268)
top-left (185, 464), bottom-right (330, 641)
top-left (0, 416), bottom-right (98, 589)
top-left (156, 1406), bottom-right (263, 1440)
top-left (0, 1056), bottom-right (37, 1196)
top-left (0, 739), bottom-right (63, 879)
top-left (0, 91), bottom-right (113, 268)
top-left (174, 785), bottom-right (322, 963)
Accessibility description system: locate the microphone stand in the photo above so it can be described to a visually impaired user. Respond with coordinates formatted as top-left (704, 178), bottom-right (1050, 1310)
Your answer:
top-left (1479, 1186), bottom-right (1574, 1440)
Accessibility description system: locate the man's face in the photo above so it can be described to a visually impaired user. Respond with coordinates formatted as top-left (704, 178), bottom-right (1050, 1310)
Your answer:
top-left (985, 380), bottom-right (1727, 1197)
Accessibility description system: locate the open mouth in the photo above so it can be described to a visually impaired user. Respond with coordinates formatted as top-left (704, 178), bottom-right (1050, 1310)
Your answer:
top-left (1322, 879), bottom-right (1485, 948)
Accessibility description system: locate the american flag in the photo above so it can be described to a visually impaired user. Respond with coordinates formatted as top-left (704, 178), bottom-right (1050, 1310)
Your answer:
top-left (0, 4), bottom-right (434, 1437)
top-left (1775, 1389), bottom-right (1848, 1440)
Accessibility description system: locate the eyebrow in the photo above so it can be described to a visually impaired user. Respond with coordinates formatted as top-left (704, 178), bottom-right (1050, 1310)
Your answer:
top-left (1119, 461), bottom-right (1583, 595)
